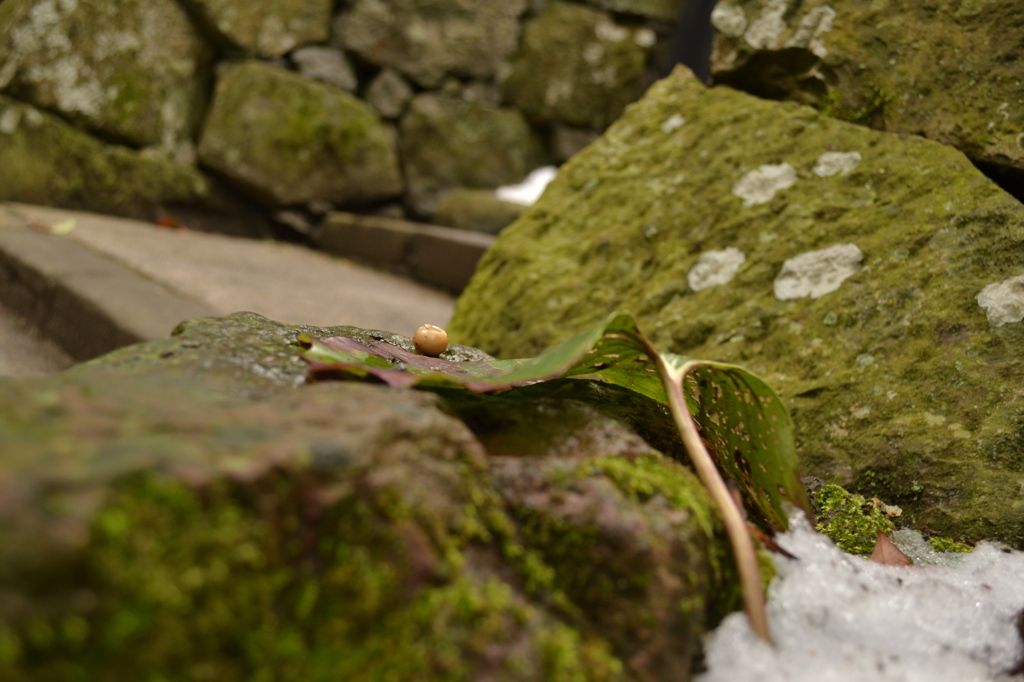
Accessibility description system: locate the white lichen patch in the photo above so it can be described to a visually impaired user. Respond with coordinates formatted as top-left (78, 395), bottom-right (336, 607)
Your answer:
top-left (813, 151), bottom-right (862, 177)
top-left (977, 274), bottom-right (1024, 326)
top-left (688, 247), bottom-right (746, 292)
top-left (732, 163), bottom-right (798, 207)
top-left (633, 28), bottom-right (657, 48)
top-left (744, 0), bottom-right (790, 49)
top-left (774, 243), bottom-right (863, 300)
top-left (661, 114), bottom-right (686, 133)
top-left (786, 6), bottom-right (835, 57)
top-left (711, 3), bottom-right (748, 38)
top-left (0, 107), bottom-right (20, 135)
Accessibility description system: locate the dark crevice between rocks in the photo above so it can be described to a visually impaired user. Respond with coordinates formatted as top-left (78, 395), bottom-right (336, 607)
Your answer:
top-left (973, 160), bottom-right (1024, 206)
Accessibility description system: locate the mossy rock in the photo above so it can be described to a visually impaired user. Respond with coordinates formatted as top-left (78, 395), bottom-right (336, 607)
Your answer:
top-left (197, 61), bottom-right (403, 208)
top-left (450, 67), bottom-right (1024, 548)
top-left (711, 0), bottom-right (1024, 174)
top-left (179, 0), bottom-right (332, 58)
top-left (0, 0), bottom-right (212, 152)
top-left (0, 312), bottom-right (733, 681)
top-left (399, 93), bottom-right (547, 217)
top-left (0, 96), bottom-right (209, 220)
top-left (337, 0), bottom-right (528, 89)
top-left (501, 3), bottom-right (653, 132)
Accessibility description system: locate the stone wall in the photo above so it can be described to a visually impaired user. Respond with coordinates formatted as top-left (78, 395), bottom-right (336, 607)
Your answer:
top-left (0, 0), bottom-right (684, 235)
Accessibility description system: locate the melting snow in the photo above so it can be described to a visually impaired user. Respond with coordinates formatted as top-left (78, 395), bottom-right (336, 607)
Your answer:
top-left (698, 514), bottom-right (1024, 682)
top-left (496, 166), bottom-right (558, 206)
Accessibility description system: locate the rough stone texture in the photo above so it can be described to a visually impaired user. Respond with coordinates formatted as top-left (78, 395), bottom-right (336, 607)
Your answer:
top-left (434, 188), bottom-right (526, 235)
top-left (586, 0), bottom-right (683, 21)
top-left (197, 61), bottom-right (402, 208)
top-left (501, 3), bottom-right (653, 131)
top-left (450, 67), bottom-right (1024, 549)
top-left (710, 0), bottom-right (1024, 174)
top-left (0, 0), bottom-right (212, 153)
top-left (179, 0), bottom-right (331, 58)
top-left (0, 312), bottom-right (730, 681)
top-left (0, 96), bottom-right (209, 220)
top-left (364, 68), bottom-right (414, 120)
top-left (337, 0), bottom-right (528, 88)
top-left (399, 93), bottom-right (547, 217)
top-left (291, 46), bottom-right (357, 92)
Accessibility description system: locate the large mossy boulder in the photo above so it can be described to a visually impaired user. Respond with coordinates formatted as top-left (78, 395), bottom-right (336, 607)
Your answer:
top-left (501, 3), bottom-right (655, 131)
top-left (337, 0), bottom-right (528, 89)
top-left (399, 93), bottom-right (548, 217)
top-left (0, 0), bottom-right (212, 154)
top-left (0, 312), bottom-right (731, 681)
top-left (450, 67), bottom-right (1024, 548)
top-left (179, 0), bottom-right (332, 58)
top-left (197, 61), bottom-right (403, 208)
top-left (710, 0), bottom-right (1024, 175)
top-left (0, 95), bottom-right (209, 219)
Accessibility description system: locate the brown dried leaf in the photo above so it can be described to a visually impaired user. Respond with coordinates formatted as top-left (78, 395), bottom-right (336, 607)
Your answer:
top-left (869, 529), bottom-right (913, 566)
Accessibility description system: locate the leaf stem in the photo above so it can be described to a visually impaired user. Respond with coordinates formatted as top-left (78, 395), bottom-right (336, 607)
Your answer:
top-left (648, 348), bottom-right (773, 643)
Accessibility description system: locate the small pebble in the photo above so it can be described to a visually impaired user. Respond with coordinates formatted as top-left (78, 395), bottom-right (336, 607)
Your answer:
top-left (414, 324), bottom-right (448, 356)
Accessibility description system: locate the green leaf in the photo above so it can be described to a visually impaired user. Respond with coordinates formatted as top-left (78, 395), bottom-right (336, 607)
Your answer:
top-left (301, 313), bottom-right (810, 533)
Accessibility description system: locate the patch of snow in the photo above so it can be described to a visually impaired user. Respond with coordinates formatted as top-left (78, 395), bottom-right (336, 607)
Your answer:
top-left (977, 274), bottom-right (1024, 326)
top-left (698, 514), bottom-right (1024, 682)
top-left (774, 243), bottom-right (863, 300)
top-left (661, 114), bottom-right (686, 133)
top-left (814, 151), bottom-right (862, 177)
top-left (495, 166), bottom-right (558, 206)
top-left (688, 248), bottom-right (746, 292)
top-left (711, 4), bottom-right (748, 38)
top-left (732, 163), bottom-right (798, 207)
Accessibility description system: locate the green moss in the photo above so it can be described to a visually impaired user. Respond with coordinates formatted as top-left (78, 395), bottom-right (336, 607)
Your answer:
top-left (536, 624), bottom-right (623, 682)
top-left (817, 86), bottom-right (893, 127)
top-left (1, 462), bottom-right (634, 681)
top-left (928, 535), bottom-right (973, 553)
top-left (814, 484), bottom-right (895, 555)
top-left (581, 452), bottom-right (715, 538)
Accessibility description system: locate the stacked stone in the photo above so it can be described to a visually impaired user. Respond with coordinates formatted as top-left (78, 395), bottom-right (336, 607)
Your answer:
top-left (0, 0), bottom-right (677, 231)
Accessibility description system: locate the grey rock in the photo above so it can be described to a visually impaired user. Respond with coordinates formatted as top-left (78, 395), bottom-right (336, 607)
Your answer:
top-left (179, 0), bottom-right (332, 57)
top-left (197, 61), bottom-right (402, 208)
top-left (0, 0), bottom-right (212, 152)
top-left (337, 0), bottom-right (528, 88)
top-left (551, 124), bottom-right (601, 163)
top-left (399, 93), bottom-right (547, 217)
top-left (501, 3), bottom-right (652, 131)
top-left (364, 68), bottom-right (413, 120)
top-left (433, 188), bottom-right (525, 235)
top-left (291, 46), bottom-right (358, 92)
